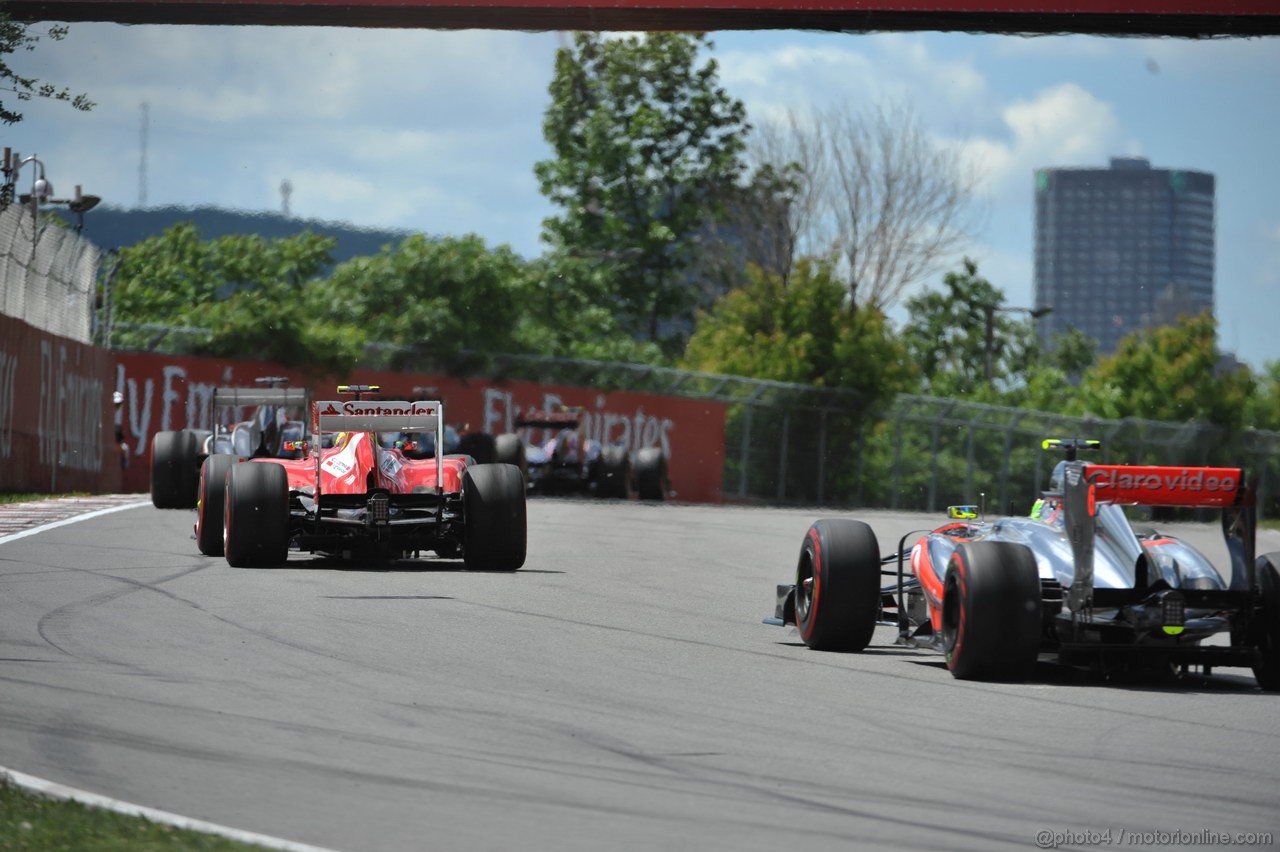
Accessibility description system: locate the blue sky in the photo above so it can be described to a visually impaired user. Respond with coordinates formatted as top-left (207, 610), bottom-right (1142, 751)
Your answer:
top-left (13, 24), bottom-right (1280, 369)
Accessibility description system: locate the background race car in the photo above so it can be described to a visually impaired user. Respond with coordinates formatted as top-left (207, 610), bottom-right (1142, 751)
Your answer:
top-left (494, 409), bottom-right (669, 501)
top-left (765, 438), bottom-right (1280, 689)
top-left (149, 376), bottom-right (310, 509)
top-left (192, 385), bottom-right (526, 570)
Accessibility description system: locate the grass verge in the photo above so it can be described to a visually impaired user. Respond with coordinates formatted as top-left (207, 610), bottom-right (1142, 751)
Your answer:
top-left (0, 778), bottom-right (271, 851)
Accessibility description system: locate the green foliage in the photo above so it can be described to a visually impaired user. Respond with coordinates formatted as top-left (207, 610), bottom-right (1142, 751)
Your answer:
top-left (313, 233), bottom-right (528, 371)
top-left (0, 12), bottom-right (94, 125)
top-left (682, 258), bottom-right (913, 401)
top-left (535, 32), bottom-right (750, 344)
top-left (900, 258), bottom-right (1044, 400)
top-left (516, 252), bottom-right (664, 364)
top-left (1074, 311), bottom-right (1253, 428)
top-left (108, 222), bottom-right (360, 374)
top-left (1245, 360), bottom-right (1280, 432)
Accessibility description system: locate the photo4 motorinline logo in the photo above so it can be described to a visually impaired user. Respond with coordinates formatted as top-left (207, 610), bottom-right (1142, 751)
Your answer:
top-left (1035, 828), bottom-right (1273, 848)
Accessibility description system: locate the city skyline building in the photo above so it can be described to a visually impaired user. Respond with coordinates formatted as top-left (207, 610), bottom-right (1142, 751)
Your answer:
top-left (1032, 156), bottom-right (1215, 356)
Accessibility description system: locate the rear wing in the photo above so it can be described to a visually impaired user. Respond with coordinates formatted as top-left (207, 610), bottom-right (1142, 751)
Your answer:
top-left (312, 399), bottom-right (443, 435)
top-left (212, 387), bottom-right (311, 410)
top-left (1060, 461), bottom-right (1255, 612)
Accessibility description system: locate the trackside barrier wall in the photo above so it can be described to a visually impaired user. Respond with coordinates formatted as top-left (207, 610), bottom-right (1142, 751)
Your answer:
top-left (110, 352), bottom-right (728, 503)
top-left (0, 313), bottom-right (119, 493)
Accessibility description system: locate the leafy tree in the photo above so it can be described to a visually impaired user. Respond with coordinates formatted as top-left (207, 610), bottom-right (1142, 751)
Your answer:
top-left (1245, 360), bottom-right (1280, 432)
top-left (1073, 311), bottom-right (1253, 428)
top-left (900, 259), bottom-right (1043, 399)
top-left (683, 258), bottom-right (912, 503)
top-left (107, 222), bottom-right (358, 373)
top-left (1046, 326), bottom-right (1099, 379)
top-left (535, 32), bottom-right (750, 347)
top-left (516, 252), bottom-right (664, 364)
top-left (682, 258), bottom-right (912, 400)
top-left (313, 233), bottom-right (529, 371)
top-left (0, 11), bottom-right (93, 125)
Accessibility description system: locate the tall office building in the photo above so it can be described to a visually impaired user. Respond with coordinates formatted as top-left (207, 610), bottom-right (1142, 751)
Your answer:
top-left (1033, 157), bottom-right (1215, 356)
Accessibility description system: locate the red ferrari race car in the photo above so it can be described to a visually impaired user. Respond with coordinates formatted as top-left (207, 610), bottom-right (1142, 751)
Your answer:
top-left (494, 409), bottom-right (669, 500)
top-left (193, 386), bottom-right (526, 570)
top-left (765, 439), bottom-right (1280, 689)
top-left (150, 377), bottom-right (310, 509)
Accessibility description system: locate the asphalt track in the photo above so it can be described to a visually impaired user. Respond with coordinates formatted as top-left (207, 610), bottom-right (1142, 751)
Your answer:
top-left (2, 498), bottom-right (1278, 852)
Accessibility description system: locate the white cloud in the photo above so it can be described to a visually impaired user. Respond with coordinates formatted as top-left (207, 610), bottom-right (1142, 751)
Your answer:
top-left (956, 83), bottom-right (1123, 200)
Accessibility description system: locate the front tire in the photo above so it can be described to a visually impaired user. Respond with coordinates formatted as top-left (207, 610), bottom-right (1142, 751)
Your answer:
top-left (150, 430), bottom-right (199, 509)
top-left (196, 454), bottom-right (237, 556)
top-left (942, 541), bottom-right (1042, 681)
top-left (463, 463), bottom-right (527, 571)
top-left (1251, 552), bottom-right (1280, 691)
top-left (223, 462), bottom-right (290, 568)
top-left (794, 519), bottom-right (882, 652)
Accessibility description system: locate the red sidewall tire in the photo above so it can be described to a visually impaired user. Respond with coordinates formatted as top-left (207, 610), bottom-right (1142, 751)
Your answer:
top-left (794, 519), bottom-right (881, 652)
top-left (943, 541), bottom-right (1041, 681)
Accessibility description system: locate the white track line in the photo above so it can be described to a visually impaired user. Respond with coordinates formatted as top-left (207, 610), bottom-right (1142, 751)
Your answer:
top-left (1, 766), bottom-right (344, 852)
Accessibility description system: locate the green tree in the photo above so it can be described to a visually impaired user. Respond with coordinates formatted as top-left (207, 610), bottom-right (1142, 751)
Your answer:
top-left (516, 252), bottom-right (664, 364)
top-left (682, 258), bottom-right (912, 399)
top-left (0, 11), bottom-right (93, 125)
top-left (108, 222), bottom-right (358, 372)
top-left (1245, 360), bottom-right (1280, 432)
top-left (900, 259), bottom-right (1043, 399)
top-left (1074, 311), bottom-right (1253, 428)
top-left (313, 233), bottom-right (536, 371)
top-left (535, 32), bottom-right (750, 347)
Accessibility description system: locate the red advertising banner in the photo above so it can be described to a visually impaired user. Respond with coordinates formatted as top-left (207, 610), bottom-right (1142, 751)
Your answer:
top-left (112, 352), bottom-right (727, 503)
top-left (0, 314), bottom-right (120, 494)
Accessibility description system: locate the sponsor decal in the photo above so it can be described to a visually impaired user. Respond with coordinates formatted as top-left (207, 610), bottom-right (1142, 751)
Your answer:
top-left (379, 452), bottom-right (403, 478)
top-left (1089, 467), bottom-right (1238, 494)
top-left (320, 401), bottom-right (437, 417)
top-left (1085, 465), bottom-right (1242, 507)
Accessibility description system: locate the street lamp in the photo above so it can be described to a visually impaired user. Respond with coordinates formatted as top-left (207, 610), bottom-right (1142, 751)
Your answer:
top-left (2, 148), bottom-right (101, 231)
top-left (983, 302), bottom-right (1054, 385)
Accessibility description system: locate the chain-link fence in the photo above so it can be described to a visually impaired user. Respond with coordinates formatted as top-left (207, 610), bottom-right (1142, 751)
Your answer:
top-left (0, 204), bottom-right (99, 344)
top-left (475, 353), bottom-right (1280, 518)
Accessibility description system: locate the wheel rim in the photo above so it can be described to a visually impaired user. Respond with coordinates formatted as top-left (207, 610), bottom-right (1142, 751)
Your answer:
top-left (942, 572), bottom-right (961, 655)
top-left (796, 551), bottom-right (815, 622)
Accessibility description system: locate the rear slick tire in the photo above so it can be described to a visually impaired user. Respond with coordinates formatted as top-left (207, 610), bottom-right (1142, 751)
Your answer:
top-left (942, 541), bottom-right (1042, 681)
top-left (196, 454), bottom-right (237, 556)
top-left (595, 446), bottom-right (632, 499)
top-left (794, 519), bottom-right (882, 652)
top-left (634, 447), bottom-right (669, 501)
top-left (493, 433), bottom-right (527, 480)
top-left (1251, 552), bottom-right (1280, 692)
top-left (223, 462), bottom-right (290, 568)
top-left (463, 463), bottom-right (527, 571)
top-left (150, 430), bottom-right (199, 509)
